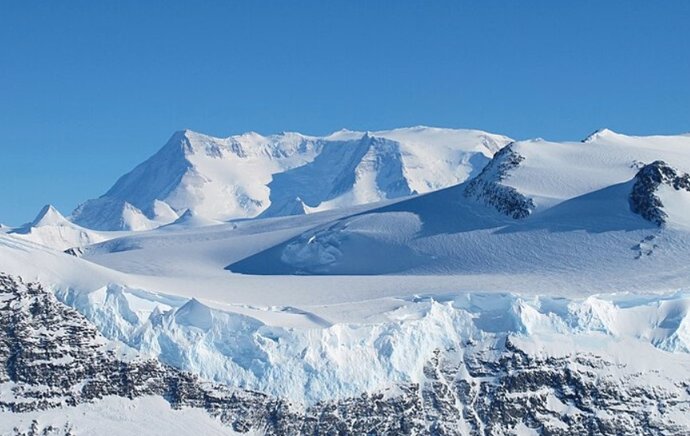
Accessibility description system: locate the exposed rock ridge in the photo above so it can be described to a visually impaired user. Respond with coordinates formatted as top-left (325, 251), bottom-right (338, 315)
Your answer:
top-left (464, 144), bottom-right (535, 219)
top-left (630, 160), bottom-right (690, 226)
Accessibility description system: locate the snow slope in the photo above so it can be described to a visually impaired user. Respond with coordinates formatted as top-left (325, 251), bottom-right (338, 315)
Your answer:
top-left (71, 127), bottom-right (511, 230)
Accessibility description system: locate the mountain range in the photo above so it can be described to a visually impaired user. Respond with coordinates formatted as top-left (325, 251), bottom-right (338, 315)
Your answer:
top-left (69, 127), bottom-right (511, 230)
top-left (3, 126), bottom-right (690, 434)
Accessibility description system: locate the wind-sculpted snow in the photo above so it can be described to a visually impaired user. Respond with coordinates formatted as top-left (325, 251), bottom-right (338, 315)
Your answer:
top-left (229, 130), bottom-right (690, 276)
top-left (272, 212), bottom-right (426, 274)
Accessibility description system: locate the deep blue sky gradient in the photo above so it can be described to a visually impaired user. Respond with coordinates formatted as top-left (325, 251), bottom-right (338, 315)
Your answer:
top-left (1, 1), bottom-right (689, 225)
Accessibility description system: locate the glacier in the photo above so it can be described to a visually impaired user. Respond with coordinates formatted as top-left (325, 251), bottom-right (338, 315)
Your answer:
top-left (51, 281), bottom-right (690, 404)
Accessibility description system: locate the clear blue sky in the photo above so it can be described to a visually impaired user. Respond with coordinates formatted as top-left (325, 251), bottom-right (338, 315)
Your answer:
top-left (1, 1), bottom-right (689, 225)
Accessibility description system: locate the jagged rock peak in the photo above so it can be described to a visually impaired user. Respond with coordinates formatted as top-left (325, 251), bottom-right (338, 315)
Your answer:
top-left (630, 160), bottom-right (690, 226)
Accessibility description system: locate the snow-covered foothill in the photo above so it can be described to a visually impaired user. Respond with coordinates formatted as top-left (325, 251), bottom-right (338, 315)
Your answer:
top-left (7, 204), bottom-right (126, 251)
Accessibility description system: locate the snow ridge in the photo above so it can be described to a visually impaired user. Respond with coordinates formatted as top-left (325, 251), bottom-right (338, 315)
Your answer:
top-left (260, 134), bottom-right (415, 218)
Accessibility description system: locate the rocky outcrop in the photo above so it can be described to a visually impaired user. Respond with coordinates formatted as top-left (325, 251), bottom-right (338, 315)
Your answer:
top-left (630, 160), bottom-right (690, 226)
top-left (464, 144), bottom-right (535, 219)
top-left (63, 247), bottom-right (84, 257)
top-left (2, 273), bottom-right (690, 435)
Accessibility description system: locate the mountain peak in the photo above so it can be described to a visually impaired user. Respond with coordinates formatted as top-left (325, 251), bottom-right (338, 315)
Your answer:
top-left (582, 128), bottom-right (619, 143)
top-left (32, 204), bottom-right (68, 227)
top-left (162, 129), bottom-right (236, 159)
top-left (164, 209), bottom-right (222, 228)
top-left (237, 130), bottom-right (265, 139)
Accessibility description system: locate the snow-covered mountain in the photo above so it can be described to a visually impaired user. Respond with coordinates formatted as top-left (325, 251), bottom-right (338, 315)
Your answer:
top-left (71, 127), bottom-right (511, 230)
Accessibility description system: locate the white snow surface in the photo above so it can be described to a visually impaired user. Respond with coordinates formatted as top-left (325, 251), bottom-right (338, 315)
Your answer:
top-left (0, 395), bottom-right (237, 435)
top-left (2, 128), bottom-right (690, 405)
top-left (70, 126), bottom-right (511, 230)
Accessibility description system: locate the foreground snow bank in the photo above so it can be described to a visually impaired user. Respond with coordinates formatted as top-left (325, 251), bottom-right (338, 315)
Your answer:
top-left (0, 396), bottom-right (235, 436)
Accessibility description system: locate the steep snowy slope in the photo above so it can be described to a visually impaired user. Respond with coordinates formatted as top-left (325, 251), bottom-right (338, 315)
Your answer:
top-left (71, 127), bottom-right (511, 230)
top-left (260, 127), bottom-right (508, 217)
top-left (7, 204), bottom-right (124, 251)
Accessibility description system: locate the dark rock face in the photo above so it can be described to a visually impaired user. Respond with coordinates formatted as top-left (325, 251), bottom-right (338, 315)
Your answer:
top-left (464, 144), bottom-right (535, 219)
top-left (2, 273), bottom-right (690, 435)
top-left (630, 160), bottom-right (690, 226)
top-left (62, 247), bottom-right (84, 258)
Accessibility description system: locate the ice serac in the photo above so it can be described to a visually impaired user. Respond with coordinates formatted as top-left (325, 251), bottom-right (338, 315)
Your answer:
top-left (70, 127), bottom-right (512, 230)
top-left (5, 273), bottom-right (690, 435)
